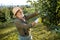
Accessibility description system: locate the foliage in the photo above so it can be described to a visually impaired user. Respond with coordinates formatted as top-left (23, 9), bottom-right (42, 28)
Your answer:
top-left (0, 23), bottom-right (60, 40)
top-left (27, 0), bottom-right (60, 30)
top-left (0, 0), bottom-right (60, 40)
top-left (0, 7), bottom-right (12, 22)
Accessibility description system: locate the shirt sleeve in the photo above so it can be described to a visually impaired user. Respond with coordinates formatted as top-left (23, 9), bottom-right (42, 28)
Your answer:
top-left (25, 12), bottom-right (39, 20)
top-left (14, 19), bottom-right (32, 29)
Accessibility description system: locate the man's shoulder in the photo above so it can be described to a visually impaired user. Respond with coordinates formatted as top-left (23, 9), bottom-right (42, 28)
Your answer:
top-left (14, 18), bottom-right (21, 23)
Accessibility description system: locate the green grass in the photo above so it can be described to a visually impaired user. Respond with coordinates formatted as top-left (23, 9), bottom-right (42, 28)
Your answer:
top-left (0, 23), bottom-right (18, 40)
top-left (0, 23), bottom-right (60, 40)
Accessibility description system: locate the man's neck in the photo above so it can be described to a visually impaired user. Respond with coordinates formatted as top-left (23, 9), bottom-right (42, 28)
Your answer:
top-left (18, 17), bottom-right (26, 22)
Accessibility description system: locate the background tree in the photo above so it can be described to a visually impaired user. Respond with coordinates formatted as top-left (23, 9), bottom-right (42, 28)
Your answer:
top-left (27, 0), bottom-right (60, 30)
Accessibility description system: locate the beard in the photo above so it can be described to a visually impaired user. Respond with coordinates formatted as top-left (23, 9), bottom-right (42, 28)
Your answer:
top-left (22, 13), bottom-right (24, 17)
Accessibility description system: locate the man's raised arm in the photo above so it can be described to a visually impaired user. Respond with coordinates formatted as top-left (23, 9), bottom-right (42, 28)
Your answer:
top-left (25, 11), bottom-right (40, 20)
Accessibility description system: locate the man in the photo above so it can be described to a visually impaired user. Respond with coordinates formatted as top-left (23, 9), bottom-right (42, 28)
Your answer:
top-left (12, 7), bottom-right (39, 40)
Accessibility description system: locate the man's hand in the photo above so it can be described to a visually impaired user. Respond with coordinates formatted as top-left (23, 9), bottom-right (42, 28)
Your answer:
top-left (31, 18), bottom-right (39, 26)
top-left (31, 22), bottom-right (36, 26)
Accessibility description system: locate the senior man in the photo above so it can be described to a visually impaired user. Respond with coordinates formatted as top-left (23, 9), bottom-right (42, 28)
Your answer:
top-left (12, 7), bottom-right (40, 40)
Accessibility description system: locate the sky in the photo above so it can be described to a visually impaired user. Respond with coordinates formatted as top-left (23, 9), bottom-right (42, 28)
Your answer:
top-left (0, 0), bottom-right (30, 6)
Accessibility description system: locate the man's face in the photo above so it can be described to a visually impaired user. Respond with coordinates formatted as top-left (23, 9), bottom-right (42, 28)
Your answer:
top-left (16, 9), bottom-right (24, 19)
